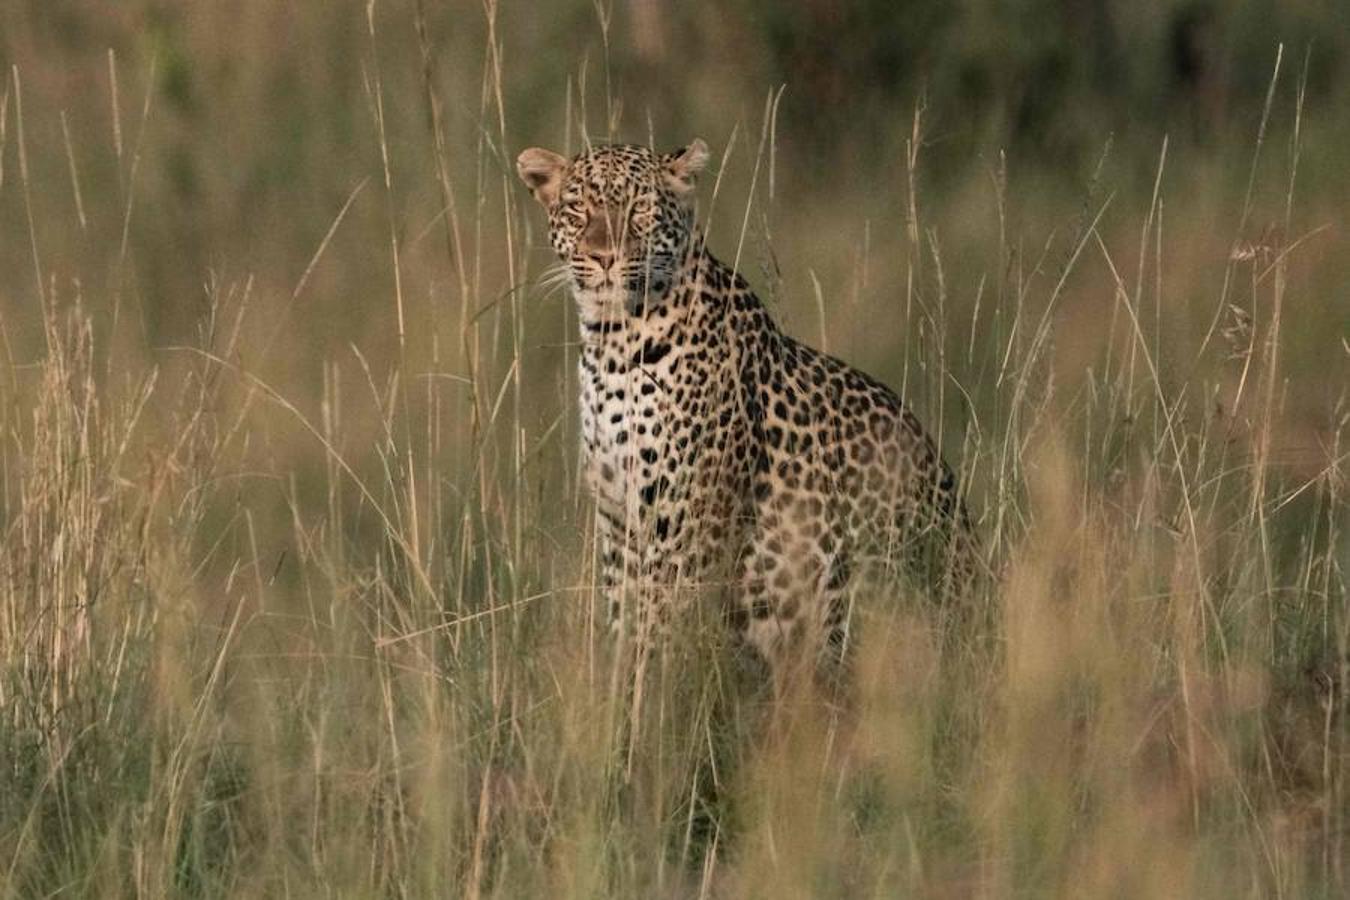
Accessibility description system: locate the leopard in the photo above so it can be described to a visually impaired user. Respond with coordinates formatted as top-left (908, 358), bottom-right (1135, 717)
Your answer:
top-left (516, 138), bottom-right (979, 691)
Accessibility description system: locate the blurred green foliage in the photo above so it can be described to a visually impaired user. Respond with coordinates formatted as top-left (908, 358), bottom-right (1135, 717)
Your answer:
top-left (740, 0), bottom-right (1346, 156)
top-left (2, 2), bottom-right (1345, 286)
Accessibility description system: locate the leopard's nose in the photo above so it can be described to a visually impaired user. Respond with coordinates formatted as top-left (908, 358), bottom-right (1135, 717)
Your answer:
top-left (588, 248), bottom-right (615, 271)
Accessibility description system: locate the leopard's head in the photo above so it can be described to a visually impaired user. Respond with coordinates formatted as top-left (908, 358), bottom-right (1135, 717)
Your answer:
top-left (516, 141), bottom-right (709, 315)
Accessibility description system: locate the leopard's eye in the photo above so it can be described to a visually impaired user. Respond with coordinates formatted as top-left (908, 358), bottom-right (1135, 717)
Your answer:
top-left (561, 201), bottom-right (587, 225)
top-left (629, 196), bottom-right (657, 233)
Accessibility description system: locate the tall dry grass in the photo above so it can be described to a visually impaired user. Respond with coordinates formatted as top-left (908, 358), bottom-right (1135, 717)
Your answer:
top-left (0, 5), bottom-right (1345, 898)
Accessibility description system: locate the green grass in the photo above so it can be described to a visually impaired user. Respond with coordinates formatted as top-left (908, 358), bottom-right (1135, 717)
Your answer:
top-left (1, 4), bottom-right (1346, 897)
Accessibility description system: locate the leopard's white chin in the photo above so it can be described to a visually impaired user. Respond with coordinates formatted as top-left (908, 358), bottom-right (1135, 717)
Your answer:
top-left (572, 286), bottom-right (632, 318)
top-left (572, 281), bottom-right (671, 319)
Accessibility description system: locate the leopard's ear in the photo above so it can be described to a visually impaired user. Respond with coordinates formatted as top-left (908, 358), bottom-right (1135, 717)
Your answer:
top-left (663, 139), bottom-right (710, 195)
top-left (516, 148), bottom-right (569, 208)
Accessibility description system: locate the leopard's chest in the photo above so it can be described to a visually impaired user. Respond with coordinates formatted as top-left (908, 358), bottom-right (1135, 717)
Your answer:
top-left (578, 337), bottom-right (688, 519)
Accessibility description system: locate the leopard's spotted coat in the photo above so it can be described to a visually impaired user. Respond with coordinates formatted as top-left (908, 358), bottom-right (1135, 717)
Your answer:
top-left (518, 140), bottom-right (978, 685)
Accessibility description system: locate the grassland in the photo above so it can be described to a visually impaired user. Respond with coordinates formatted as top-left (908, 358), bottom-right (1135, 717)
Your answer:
top-left (1, 3), bottom-right (1346, 897)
